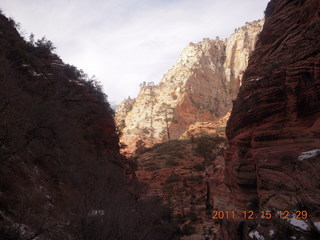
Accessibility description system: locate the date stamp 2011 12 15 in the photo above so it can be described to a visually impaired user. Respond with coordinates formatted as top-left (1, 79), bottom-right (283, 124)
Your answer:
top-left (211, 210), bottom-right (308, 220)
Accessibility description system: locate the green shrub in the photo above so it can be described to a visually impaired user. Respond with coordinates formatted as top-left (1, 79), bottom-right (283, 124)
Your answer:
top-left (153, 140), bottom-right (186, 158)
top-left (135, 139), bottom-right (146, 155)
top-left (195, 139), bottom-right (213, 158)
top-left (35, 36), bottom-right (56, 52)
top-left (64, 64), bottom-right (87, 80)
top-left (211, 135), bottom-right (225, 145)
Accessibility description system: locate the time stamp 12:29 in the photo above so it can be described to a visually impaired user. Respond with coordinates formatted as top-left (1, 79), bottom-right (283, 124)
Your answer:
top-left (211, 210), bottom-right (308, 220)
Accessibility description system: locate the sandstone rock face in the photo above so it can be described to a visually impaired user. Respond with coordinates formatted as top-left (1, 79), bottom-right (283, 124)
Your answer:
top-left (224, 20), bottom-right (264, 100)
top-left (180, 112), bottom-right (230, 140)
top-left (223, 0), bottom-right (320, 238)
top-left (116, 20), bottom-right (264, 153)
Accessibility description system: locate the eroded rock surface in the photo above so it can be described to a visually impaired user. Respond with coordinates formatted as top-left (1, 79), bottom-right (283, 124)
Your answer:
top-left (222, 0), bottom-right (320, 238)
top-left (116, 20), bottom-right (264, 153)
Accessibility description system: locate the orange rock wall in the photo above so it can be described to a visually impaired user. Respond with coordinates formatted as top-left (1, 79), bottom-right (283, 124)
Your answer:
top-left (225, 0), bottom-right (320, 212)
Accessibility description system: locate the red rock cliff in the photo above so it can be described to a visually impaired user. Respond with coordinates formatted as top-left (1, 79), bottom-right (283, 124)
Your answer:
top-left (225, 0), bottom-right (320, 220)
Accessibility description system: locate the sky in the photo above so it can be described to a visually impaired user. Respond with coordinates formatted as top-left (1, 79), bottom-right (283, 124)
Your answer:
top-left (1, 0), bottom-right (269, 105)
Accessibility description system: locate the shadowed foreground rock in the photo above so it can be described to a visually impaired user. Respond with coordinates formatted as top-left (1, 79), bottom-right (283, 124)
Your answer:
top-left (0, 13), bottom-right (178, 240)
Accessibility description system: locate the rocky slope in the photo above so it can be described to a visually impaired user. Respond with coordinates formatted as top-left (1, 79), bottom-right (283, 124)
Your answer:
top-left (0, 13), bottom-right (177, 240)
top-left (135, 133), bottom-right (228, 239)
top-left (116, 20), bottom-right (264, 153)
top-left (222, 0), bottom-right (320, 238)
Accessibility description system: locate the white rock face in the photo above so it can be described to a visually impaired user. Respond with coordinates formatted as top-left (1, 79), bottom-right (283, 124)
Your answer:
top-left (224, 19), bottom-right (264, 100)
top-left (116, 20), bottom-right (264, 153)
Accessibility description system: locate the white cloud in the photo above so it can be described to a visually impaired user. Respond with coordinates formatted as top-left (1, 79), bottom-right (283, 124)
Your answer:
top-left (1, 0), bottom-right (269, 104)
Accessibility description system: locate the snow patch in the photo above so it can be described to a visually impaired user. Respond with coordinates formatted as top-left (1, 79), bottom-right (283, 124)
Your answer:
top-left (298, 149), bottom-right (320, 161)
top-left (89, 210), bottom-right (105, 216)
top-left (269, 230), bottom-right (275, 237)
top-left (249, 230), bottom-right (265, 240)
top-left (248, 77), bottom-right (263, 82)
top-left (30, 71), bottom-right (43, 77)
top-left (51, 62), bottom-right (64, 67)
top-left (288, 215), bottom-right (309, 231)
top-left (68, 79), bottom-right (85, 86)
top-left (314, 221), bottom-right (320, 231)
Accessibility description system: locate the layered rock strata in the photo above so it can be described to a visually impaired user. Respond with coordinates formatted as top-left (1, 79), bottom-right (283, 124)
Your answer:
top-left (222, 0), bottom-right (320, 238)
top-left (116, 20), bottom-right (264, 153)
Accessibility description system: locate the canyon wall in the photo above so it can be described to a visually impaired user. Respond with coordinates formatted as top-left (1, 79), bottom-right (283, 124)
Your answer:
top-left (222, 0), bottom-right (320, 238)
top-left (0, 13), bottom-right (122, 239)
top-left (116, 20), bottom-right (264, 153)
top-left (0, 13), bottom-right (177, 240)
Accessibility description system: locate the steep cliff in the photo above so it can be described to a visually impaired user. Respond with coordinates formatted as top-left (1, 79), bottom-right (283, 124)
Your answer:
top-left (223, 0), bottom-right (320, 238)
top-left (116, 20), bottom-right (264, 153)
top-left (0, 13), bottom-right (177, 240)
top-left (224, 21), bottom-right (264, 100)
top-left (0, 12), bottom-right (121, 239)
